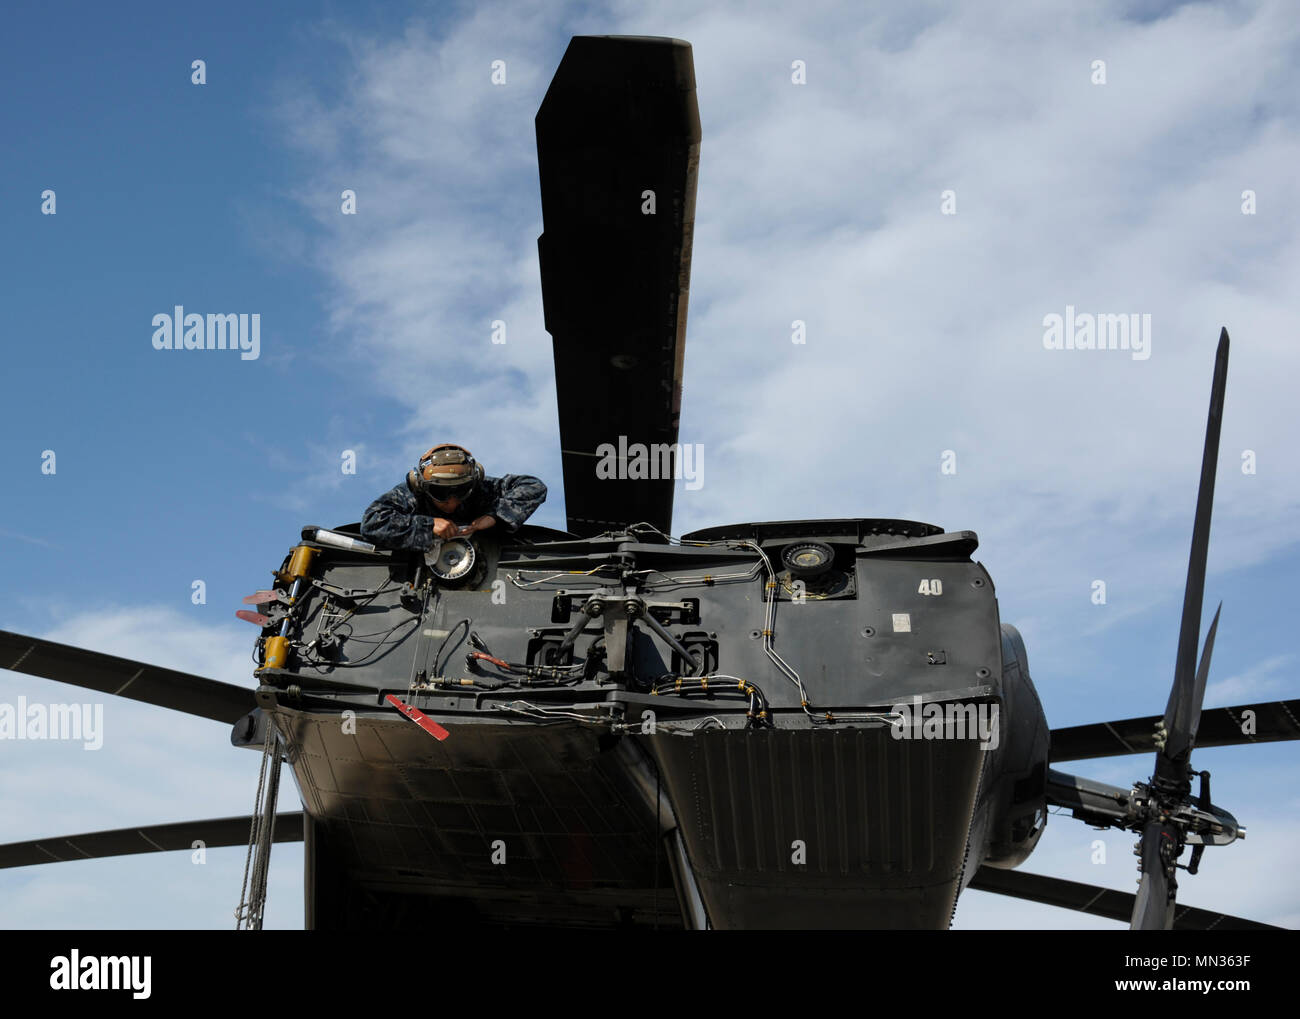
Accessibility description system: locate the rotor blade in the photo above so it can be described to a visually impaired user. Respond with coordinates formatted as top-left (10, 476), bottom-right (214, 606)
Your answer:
top-left (0, 630), bottom-right (255, 724)
top-left (1160, 329), bottom-right (1228, 775)
top-left (1049, 698), bottom-right (1300, 762)
top-left (967, 866), bottom-right (1277, 930)
top-left (0, 813), bottom-right (304, 870)
top-left (1163, 602), bottom-right (1220, 762)
top-left (536, 35), bottom-right (701, 537)
top-left (1131, 820), bottom-right (1176, 929)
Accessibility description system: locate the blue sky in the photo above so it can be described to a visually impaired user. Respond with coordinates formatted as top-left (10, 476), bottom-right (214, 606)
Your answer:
top-left (2, 0), bottom-right (1297, 928)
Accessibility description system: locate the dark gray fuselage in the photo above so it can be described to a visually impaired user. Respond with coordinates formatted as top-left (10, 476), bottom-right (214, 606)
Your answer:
top-left (240, 518), bottom-right (1049, 928)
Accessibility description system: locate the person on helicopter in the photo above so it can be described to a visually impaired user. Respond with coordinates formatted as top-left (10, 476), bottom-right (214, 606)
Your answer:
top-left (360, 443), bottom-right (547, 552)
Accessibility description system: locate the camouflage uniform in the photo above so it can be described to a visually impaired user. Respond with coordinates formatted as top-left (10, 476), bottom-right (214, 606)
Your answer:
top-left (361, 474), bottom-right (547, 552)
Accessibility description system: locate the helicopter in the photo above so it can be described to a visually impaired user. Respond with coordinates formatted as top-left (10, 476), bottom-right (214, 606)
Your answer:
top-left (2, 35), bottom-right (1296, 930)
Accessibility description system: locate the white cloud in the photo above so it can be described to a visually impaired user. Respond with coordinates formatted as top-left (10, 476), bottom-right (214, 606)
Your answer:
top-left (1206, 653), bottom-right (1295, 704)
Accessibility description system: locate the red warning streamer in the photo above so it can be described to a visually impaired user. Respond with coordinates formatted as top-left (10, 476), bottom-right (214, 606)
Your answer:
top-left (384, 694), bottom-right (450, 741)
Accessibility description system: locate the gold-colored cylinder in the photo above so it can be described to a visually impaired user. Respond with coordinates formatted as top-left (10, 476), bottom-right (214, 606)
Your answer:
top-left (285, 544), bottom-right (317, 581)
top-left (262, 635), bottom-right (290, 671)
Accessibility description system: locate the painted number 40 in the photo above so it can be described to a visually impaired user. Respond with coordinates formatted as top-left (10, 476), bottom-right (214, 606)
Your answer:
top-left (918, 579), bottom-right (943, 595)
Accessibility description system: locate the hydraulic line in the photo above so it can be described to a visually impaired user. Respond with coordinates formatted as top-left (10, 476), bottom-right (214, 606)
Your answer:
top-left (651, 673), bottom-right (771, 726)
top-left (736, 538), bottom-right (899, 727)
top-left (261, 545), bottom-right (317, 671)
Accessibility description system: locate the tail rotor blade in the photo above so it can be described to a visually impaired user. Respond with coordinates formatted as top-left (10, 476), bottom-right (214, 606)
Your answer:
top-left (1162, 602), bottom-right (1220, 764)
top-left (1159, 330), bottom-right (1228, 782)
top-left (1131, 820), bottom-right (1177, 930)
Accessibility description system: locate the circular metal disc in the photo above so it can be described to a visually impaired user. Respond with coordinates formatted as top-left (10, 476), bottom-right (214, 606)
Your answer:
top-left (428, 538), bottom-right (476, 581)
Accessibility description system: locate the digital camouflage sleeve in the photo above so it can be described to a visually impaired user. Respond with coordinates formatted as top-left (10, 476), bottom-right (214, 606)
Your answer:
top-left (360, 474), bottom-right (548, 552)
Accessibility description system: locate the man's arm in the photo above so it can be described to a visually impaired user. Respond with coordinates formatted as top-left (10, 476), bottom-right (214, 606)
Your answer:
top-left (360, 483), bottom-right (438, 552)
top-left (485, 474), bottom-right (548, 531)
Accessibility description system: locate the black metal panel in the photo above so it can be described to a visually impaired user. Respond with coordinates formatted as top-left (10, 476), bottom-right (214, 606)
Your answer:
top-left (279, 708), bottom-right (679, 927)
top-left (536, 36), bottom-right (701, 536)
top-left (648, 728), bottom-right (987, 929)
top-left (263, 537), bottom-right (1006, 715)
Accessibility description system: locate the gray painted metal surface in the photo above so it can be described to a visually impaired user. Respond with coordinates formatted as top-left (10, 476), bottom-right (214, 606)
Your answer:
top-left (244, 518), bottom-right (1049, 927)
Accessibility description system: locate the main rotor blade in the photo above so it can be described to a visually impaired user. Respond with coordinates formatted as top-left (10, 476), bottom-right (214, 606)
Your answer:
top-left (536, 36), bottom-right (701, 537)
top-left (1049, 698), bottom-right (1300, 762)
top-left (967, 867), bottom-right (1277, 930)
top-left (1131, 820), bottom-right (1176, 929)
top-left (0, 630), bottom-right (255, 724)
top-left (0, 813), bottom-right (304, 870)
top-left (1160, 329), bottom-right (1229, 777)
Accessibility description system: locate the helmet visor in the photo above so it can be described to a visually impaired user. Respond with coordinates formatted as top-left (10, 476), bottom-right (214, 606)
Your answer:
top-left (428, 480), bottom-right (476, 503)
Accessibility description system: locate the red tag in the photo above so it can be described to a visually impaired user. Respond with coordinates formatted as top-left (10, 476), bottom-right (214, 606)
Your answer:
top-left (242, 590), bottom-right (284, 605)
top-left (385, 694), bottom-right (450, 741)
top-left (236, 609), bottom-right (272, 627)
